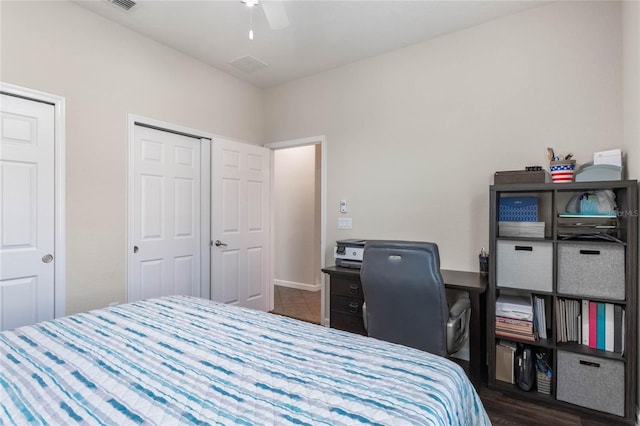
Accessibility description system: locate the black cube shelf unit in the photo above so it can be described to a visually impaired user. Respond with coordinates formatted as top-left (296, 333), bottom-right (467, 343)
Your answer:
top-left (488, 180), bottom-right (638, 424)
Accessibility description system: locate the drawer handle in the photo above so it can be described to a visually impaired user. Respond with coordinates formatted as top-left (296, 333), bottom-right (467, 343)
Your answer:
top-left (349, 284), bottom-right (359, 295)
top-left (348, 301), bottom-right (360, 314)
top-left (579, 360), bottom-right (600, 368)
top-left (579, 249), bottom-right (601, 255)
top-left (515, 246), bottom-right (533, 251)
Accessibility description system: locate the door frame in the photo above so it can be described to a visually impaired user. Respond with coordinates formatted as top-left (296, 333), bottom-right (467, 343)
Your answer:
top-left (264, 136), bottom-right (327, 326)
top-left (127, 114), bottom-right (211, 300)
top-left (0, 82), bottom-right (66, 318)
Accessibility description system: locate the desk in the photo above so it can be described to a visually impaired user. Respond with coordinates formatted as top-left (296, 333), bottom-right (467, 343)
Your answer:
top-left (322, 266), bottom-right (487, 385)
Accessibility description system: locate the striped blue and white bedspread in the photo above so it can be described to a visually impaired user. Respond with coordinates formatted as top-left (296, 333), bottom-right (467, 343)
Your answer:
top-left (1, 295), bottom-right (490, 425)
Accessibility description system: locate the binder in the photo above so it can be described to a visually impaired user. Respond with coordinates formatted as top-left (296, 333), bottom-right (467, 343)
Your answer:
top-left (597, 303), bottom-right (605, 350)
top-left (614, 305), bottom-right (622, 353)
top-left (581, 300), bottom-right (589, 345)
top-left (605, 303), bottom-right (614, 352)
top-left (588, 301), bottom-right (597, 349)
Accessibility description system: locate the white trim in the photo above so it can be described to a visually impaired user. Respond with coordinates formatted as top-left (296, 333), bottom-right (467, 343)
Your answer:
top-left (264, 135), bottom-right (328, 326)
top-left (127, 114), bottom-right (212, 301)
top-left (0, 82), bottom-right (66, 319)
top-left (273, 279), bottom-right (321, 292)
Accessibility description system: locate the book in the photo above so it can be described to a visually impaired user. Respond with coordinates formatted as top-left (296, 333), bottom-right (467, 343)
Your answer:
top-left (496, 323), bottom-right (534, 334)
top-left (596, 303), bottom-right (605, 350)
top-left (581, 300), bottom-right (589, 345)
top-left (605, 303), bottom-right (614, 352)
top-left (534, 296), bottom-right (547, 339)
top-left (572, 300), bottom-right (580, 342)
top-left (614, 305), bottom-right (622, 353)
top-left (495, 316), bottom-right (533, 328)
top-left (495, 329), bottom-right (536, 342)
top-left (560, 299), bottom-right (566, 342)
top-left (622, 309), bottom-right (626, 355)
top-left (589, 301), bottom-right (597, 349)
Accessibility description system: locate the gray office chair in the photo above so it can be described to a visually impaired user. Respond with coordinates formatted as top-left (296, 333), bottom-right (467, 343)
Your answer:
top-left (360, 240), bottom-right (471, 357)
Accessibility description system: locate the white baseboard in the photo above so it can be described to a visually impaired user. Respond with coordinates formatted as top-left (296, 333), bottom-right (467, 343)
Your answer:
top-left (274, 279), bottom-right (321, 292)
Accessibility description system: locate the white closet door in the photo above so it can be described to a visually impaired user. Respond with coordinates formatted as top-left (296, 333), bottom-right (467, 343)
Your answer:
top-left (0, 94), bottom-right (55, 331)
top-left (130, 125), bottom-right (201, 302)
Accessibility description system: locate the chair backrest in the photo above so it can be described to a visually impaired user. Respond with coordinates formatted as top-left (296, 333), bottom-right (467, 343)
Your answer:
top-left (360, 240), bottom-right (449, 356)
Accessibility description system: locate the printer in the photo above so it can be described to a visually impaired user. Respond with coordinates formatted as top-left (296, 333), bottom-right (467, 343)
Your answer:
top-left (334, 239), bottom-right (366, 269)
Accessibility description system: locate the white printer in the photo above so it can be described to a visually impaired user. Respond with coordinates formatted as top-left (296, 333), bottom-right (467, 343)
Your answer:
top-left (334, 239), bottom-right (366, 269)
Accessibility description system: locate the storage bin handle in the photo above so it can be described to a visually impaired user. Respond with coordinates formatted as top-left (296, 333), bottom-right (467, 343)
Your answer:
top-left (579, 249), bottom-right (601, 255)
top-left (515, 246), bottom-right (533, 251)
top-left (348, 301), bottom-right (360, 314)
top-left (349, 284), bottom-right (359, 294)
top-left (579, 360), bottom-right (600, 368)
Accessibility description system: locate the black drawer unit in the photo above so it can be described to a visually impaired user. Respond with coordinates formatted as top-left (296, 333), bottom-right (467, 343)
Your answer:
top-left (324, 268), bottom-right (367, 336)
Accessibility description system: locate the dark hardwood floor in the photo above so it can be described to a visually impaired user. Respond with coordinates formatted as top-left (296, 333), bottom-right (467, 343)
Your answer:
top-left (270, 287), bottom-right (632, 425)
top-left (479, 386), bottom-right (628, 426)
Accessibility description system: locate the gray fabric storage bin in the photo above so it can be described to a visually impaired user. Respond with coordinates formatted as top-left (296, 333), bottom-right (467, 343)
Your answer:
top-left (497, 240), bottom-right (552, 292)
top-left (557, 243), bottom-right (625, 300)
top-left (556, 350), bottom-right (624, 417)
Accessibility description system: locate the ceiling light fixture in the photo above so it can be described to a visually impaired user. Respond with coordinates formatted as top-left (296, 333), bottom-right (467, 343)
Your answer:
top-left (241, 0), bottom-right (259, 40)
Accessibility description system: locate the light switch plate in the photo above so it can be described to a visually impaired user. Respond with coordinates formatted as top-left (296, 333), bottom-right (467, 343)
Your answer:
top-left (338, 217), bottom-right (352, 229)
top-left (340, 200), bottom-right (348, 213)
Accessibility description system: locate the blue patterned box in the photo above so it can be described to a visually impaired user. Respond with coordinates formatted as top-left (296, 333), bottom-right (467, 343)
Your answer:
top-left (499, 197), bottom-right (538, 222)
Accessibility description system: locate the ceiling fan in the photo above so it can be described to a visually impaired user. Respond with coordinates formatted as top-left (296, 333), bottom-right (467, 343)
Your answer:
top-left (241, 0), bottom-right (290, 39)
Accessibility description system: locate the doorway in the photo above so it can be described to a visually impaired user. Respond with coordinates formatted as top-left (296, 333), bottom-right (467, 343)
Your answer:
top-left (0, 83), bottom-right (66, 331)
top-left (265, 136), bottom-right (326, 325)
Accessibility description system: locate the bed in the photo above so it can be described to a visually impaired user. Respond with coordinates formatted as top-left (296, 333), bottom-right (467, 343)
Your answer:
top-left (1, 295), bottom-right (490, 425)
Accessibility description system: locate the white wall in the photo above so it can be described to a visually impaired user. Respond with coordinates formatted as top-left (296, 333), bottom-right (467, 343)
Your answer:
top-left (274, 145), bottom-right (318, 289)
top-left (623, 0), bottom-right (640, 181)
top-left (0, 1), bottom-right (264, 314)
top-left (265, 1), bottom-right (625, 273)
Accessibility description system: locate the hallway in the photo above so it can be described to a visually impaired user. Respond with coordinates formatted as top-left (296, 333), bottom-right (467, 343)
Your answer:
top-left (271, 285), bottom-right (321, 324)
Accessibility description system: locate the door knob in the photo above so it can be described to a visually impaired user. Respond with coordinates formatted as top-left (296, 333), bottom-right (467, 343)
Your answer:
top-left (42, 254), bottom-right (53, 263)
top-left (214, 240), bottom-right (227, 247)
top-left (133, 246), bottom-right (139, 253)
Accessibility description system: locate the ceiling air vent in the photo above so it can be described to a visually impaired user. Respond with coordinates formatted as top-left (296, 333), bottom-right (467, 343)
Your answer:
top-left (229, 56), bottom-right (268, 74)
top-left (107, 0), bottom-right (138, 12)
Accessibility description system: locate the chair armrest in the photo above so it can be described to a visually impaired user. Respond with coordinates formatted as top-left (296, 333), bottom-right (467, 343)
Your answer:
top-left (448, 293), bottom-right (471, 319)
top-left (362, 301), bottom-right (368, 332)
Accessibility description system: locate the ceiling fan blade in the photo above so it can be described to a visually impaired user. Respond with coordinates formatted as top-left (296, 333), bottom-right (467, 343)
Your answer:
top-left (262, 0), bottom-right (289, 30)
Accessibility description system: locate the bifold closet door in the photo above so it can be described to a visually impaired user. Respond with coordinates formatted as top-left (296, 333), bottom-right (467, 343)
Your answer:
top-left (129, 125), bottom-right (201, 302)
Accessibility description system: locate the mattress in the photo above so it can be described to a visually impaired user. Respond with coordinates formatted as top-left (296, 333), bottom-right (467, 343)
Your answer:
top-left (1, 295), bottom-right (490, 425)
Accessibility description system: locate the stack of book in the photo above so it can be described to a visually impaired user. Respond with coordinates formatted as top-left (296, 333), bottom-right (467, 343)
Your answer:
top-left (495, 294), bottom-right (535, 341)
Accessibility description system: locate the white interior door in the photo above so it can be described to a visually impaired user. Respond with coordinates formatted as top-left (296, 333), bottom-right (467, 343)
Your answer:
top-left (212, 138), bottom-right (271, 311)
top-left (129, 125), bottom-right (202, 302)
top-left (0, 94), bottom-right (55, 331)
